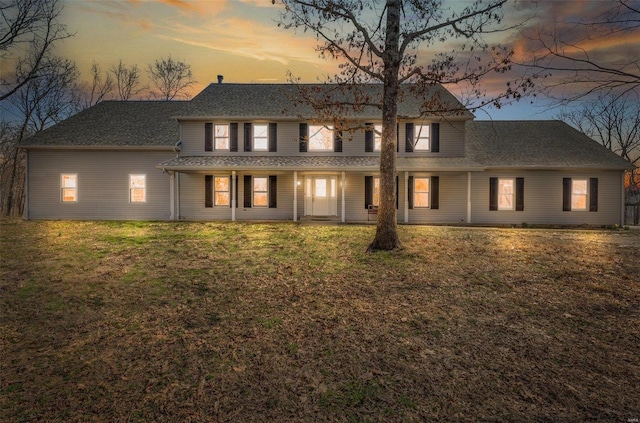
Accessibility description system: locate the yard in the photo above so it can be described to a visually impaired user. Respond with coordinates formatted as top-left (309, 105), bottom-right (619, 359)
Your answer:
top-left (1, 220), bottom-right (639, 422)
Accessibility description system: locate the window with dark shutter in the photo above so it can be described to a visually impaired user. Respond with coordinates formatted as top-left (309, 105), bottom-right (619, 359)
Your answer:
top-left (431, 123), bottom-right (440, 153)
top-left (244, 123), bottom-right (252, 152)
top-left (269, 175), bottom-right (277, 208)
top-left (562, 178), bottom-right (572, 211)
top-left (589, 178), bottom-right (598, 212)
top-left (489, 177), bottom-right (498, 211)
top-left (205, 123), bottom-right (213, 152)
top-left (299, 123), bottom-right (308, 152)
top-left (334, 130), bottom-right (342, 152)
top-left (515, 177), bottom-right (524, 211)
top-left (365, 123), bottom-right (373, 152)
top-left (405, 123), bottom-right (414, 152)
top-left (229, 123), bottom-right (238, 152)
top-left (408, 176), bottom-right (414, 209)
top-left (205, 175), bottom-right (213, 207)
top-left (431, 176), bottom-right (440, 209)
top-left (244, 175), bottom-right (252, 208)
top-left (364, 176), bottom-right (373, 209)
top-left (269, 123), bottom-right (277, 152)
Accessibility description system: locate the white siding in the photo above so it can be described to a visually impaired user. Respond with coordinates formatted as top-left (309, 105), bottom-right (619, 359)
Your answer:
top-left (470, 170), bottom-right (625, 225)
top-left (27, 150), bottom-right (174, 220)
top-left (407, 172), bottom-right (468, 224)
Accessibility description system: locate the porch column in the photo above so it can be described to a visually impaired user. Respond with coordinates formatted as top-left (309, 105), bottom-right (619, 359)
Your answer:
top-left (169, 171), bottom-right (175, 220)
top-left (467, 171), bottom-right (472, 224)
top-left (621, 172), bottom-right (626, 226)
top-left (293, 171), bottom-right (298, 222)
top-left (404, 171), bottom-right (409, 223)
top-left (231, 171), bottom-right (236, 221)
top-left (341, 171), bottom-right (345, 223)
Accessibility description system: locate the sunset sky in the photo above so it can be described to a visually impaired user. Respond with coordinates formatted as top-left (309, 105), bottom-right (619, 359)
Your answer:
top-left (18, 1), bottom-right (640, 120)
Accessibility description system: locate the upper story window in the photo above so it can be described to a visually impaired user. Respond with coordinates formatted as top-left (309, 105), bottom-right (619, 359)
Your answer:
top-left (414, 177), bottom-right (430, 207)
top-left (309, 125), bottom-right (334, 151)
top-left (571, 179), bottom-right (588, 210)
top-left (129, 174), bottom-right (146, 203)
top-left (414, 125), bottom-right (430, 151)
top-left (374, 125), bottom-right (382, 152)
top-left (253, 124), bottom-right (268, 151)
top-left (498, 178), bottom-right (514, 210)
top-left (61, 174), bottom-right (77, 202)
top-left (214, 124), bottom-right (229, 150)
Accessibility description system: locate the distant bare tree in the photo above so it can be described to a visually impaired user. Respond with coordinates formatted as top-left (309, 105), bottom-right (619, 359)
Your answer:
top-left (0, 0), bottom-right (72, 101)
top-left (147, 55), bottom-right (197, 100)
top-left (111, 59), bottom-right (144, 100)
top-left (72, 61), bottom-right (114, 111)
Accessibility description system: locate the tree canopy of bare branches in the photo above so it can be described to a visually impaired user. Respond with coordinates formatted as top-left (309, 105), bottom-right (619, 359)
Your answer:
top-left (146, 55), bottom-right (197, 101)
top-left (0, 0), bottom-right (72, 101)
top-left (275, 0), bottom-right (532, 251)
top-left (111, 60), bottom-right (143, 101)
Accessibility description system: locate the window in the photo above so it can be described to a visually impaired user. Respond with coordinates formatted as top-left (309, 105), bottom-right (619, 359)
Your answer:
top-left (373, 177), bottom-right (380, 206)
top-left (498, 178), bottom-right (514, 210)
top-left (253, 124), bottom-right (268, 151)
top-left (253, 177), bottom-right (268, 207)
top-left (309, 125), bottom-right (333, 151)
top-left (374, 125), bottom-right (382, 152)
top-left (414, 125), bottom-right (430, 151)
top-left (61, 174), bottom-right (77, 202)
top-left (129, 174), bottom-right (146, 202)
top-left (414, 177), bottom-right (430, 207)
top-left (214, 176), bottom-right (230, 206)
top-left (214, 124), bottom-right (229, 150)
top-left (572, 179), bottom-right (588, 210)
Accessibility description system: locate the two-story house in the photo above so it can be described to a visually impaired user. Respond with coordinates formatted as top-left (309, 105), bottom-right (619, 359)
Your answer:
top-left (22, 82), bottom-right (632, 226)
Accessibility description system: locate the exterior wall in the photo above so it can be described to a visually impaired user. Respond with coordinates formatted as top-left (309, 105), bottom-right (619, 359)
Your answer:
top-left (470, 170), bottom-right (624, 225)
top-left (179, 120), bottom-right (466, 157)
top-left (27, 150), bottom-right (174, 220)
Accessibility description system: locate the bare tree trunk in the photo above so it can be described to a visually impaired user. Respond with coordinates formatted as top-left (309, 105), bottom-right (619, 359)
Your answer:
top-left (368, 0), bottom-right (401, 251)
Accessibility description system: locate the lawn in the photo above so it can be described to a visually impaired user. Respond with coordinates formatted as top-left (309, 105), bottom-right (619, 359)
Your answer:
top-left (1, 220), bottom-right (639, 422)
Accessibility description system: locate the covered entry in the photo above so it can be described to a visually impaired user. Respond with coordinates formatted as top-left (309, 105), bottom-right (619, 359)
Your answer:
top-left (304, 175), bottom-right (338, 216)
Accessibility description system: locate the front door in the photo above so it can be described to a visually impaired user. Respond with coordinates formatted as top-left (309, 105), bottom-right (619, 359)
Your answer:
top-left (305, 176), bottom-right (337, 216)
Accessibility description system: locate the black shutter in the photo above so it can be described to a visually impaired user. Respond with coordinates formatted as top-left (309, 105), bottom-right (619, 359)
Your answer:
top-left (408, 176), bottom-right (414, 209)
top-left (334, 130), bottom-right (342, 152)
top-left (364, 176), bottom-right (373, 209)
top-left (299, 123), bottom-right (308, 152)
top-left (205, 175), bottom-right (213, 207)
top-left (590, 178), bottom-right (598, 212)
top-left (365, 123), bottom-right (373, 152)
top-left (269, 175), bottom-right (277, 208)
top-left (516, 177), bottom-right (524, 211)
top-left (205, 123), bottom-right (213, 151)
top-left (489, 177), bottom-right (498, 211)
top-left (431, 176), bottom-right (440, 209)
top-left (268, 123), bottom-right (277, 152)
top-left (235, 176), bottom-right (239, 208)
top-left (244, 175), bottom-right (252, 208)
top-left (405, 123), bottom-right (414, 152)
top-left (397, 123), bottom-right (400, 152)
top-left (431, 123), bottom-right (440, 153)
top-left (563, 178), bottom-right (572, 211)
top-left (396, 175), bottom-right (399, 209)
top-left (244, 123), bottom-right (252, 152)
top-left (228, 176), bottom-right (233, 208)
top-left (229, 123), bottom-right (238, 152)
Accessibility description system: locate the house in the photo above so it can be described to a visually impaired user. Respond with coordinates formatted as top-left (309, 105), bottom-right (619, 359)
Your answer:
top-left (21, 82), bottom-right (632, 226)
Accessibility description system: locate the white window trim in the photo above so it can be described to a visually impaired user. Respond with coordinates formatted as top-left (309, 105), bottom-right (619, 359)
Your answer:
top-left (253, 176), bottom-right (269, 208)
top-left (414, 176), bottom-right (430, 208)
top-left (214, 124), bottom-right (230, 151)
top-left (214, 176), bottom-right (230, 206)
top-left (253, 123), bottom-right (269, 151)
top-left (498, 178), bottom-right (515, 211)
top-left (414, 124), bottom-right (430, 151)
top-left (61, 173), bottom-right (78, 203)
top-left (571, 179), bottom-right (588, 211)
top-left (129, 174), bottom-right (146, 203)
top-left (308, 125), bottom-right (334, 151)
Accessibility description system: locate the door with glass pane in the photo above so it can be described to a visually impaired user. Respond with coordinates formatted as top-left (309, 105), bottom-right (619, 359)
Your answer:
top-left (305, 176), bottom-right (338, 216)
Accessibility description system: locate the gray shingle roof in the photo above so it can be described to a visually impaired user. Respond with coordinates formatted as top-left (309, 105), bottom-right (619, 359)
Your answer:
top-left (21, 101), bottom-right (188, 147)
top-left (466, 120), bottom-right (633, 170)
top-left (183, 83), bottom-right (473, 120)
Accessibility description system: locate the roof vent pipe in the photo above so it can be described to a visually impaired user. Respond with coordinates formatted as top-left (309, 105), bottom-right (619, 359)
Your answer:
top-left (217, 75), bottom-right (223, 84)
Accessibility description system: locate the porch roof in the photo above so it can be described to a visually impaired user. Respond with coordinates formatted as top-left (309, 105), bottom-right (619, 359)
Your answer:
top-left (156, 155), bottom-right (483, 172)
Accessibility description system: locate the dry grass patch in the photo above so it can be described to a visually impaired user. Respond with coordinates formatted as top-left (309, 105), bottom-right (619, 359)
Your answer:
top-left (1, 220), bottom-right (639, 422)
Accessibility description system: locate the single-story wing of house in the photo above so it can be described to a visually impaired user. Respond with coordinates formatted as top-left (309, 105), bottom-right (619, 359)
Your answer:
top-left (21, 82), bottom-right (633, 225)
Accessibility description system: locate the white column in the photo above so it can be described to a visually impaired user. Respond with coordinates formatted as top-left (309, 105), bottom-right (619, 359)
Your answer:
top-left (293, 171), bottom-right (298, 222)
top-left (404, 171), bottom-right (409, 223)
top-left (341, 171), bottom-right (346, 223)
top-left (231, 171), bottom-right (236, 221)
top-left (467, 171), bottom-right (472, 224)
top-left (169, 171), bottom-right (175, 220)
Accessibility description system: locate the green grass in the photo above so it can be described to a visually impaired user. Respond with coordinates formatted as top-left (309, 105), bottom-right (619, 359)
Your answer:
top-left (1, 219), bottom-right (639, 422)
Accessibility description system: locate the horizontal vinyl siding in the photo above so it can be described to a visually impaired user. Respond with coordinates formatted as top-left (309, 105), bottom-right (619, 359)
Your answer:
top-left (407, 172), bottom-right (467, 223)
top-left (471, 170), bottom-right (624, 225)
top-left (398, 120), bottom-right (466, 158)
top-left (27, 150), bottom-right (173, 220)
